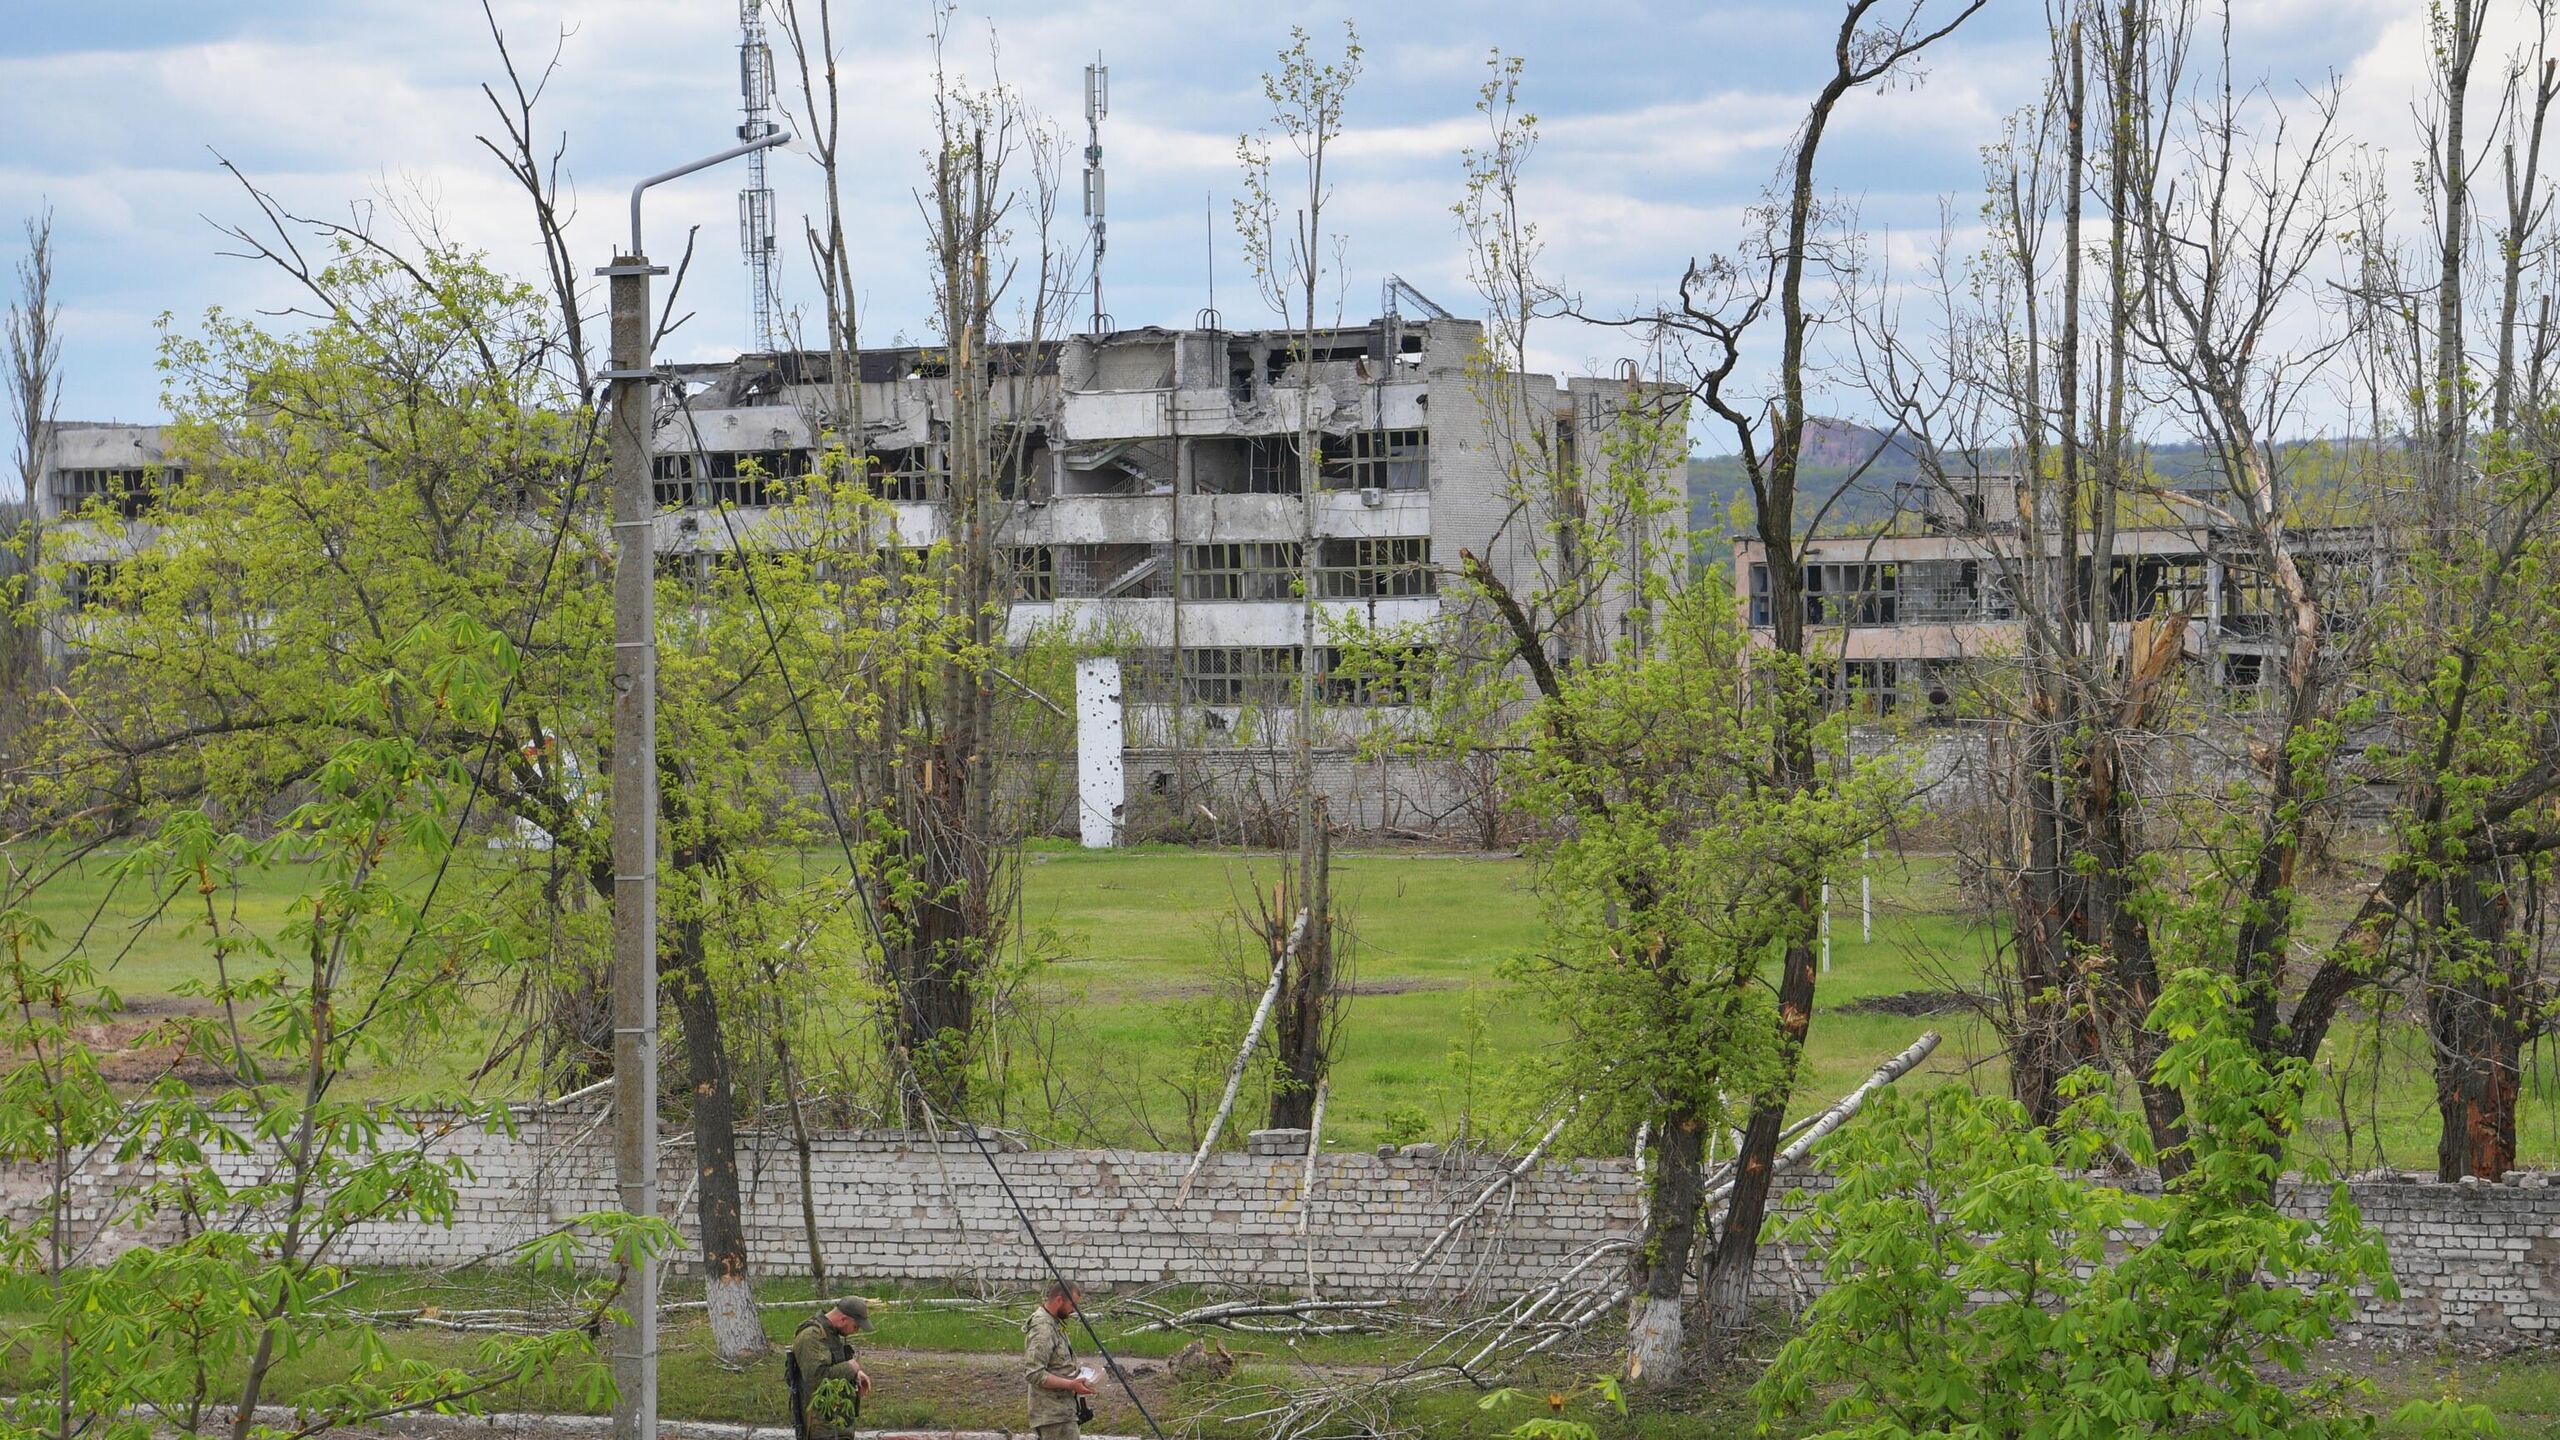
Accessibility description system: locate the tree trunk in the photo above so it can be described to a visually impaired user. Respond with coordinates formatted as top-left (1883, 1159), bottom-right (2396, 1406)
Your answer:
top-left (1266, 802), bottom-right (1334, 1131)
top-left (669, 913), bottom-right (763, 1365)
top-left (1627, 1109), bottom-right (1704, 1387)
top-left (2009, 726), bottom-right (2090, 1127)
top-left (766, 976), bottom-right (828, 1298)
top-left (2431, 866), bottom-right (2525, 1181)
top-left (1702, 922), bottom-right (1817, 1346)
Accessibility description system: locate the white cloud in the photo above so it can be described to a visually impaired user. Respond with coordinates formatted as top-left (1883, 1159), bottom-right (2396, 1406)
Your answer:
top-left (0, 0), bottom-right (2475, 434)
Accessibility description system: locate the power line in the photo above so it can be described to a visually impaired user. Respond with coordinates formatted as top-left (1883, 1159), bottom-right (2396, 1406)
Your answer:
top-left (671, 389), bottom-right (1170, 1440)
top-left (338, 378), bottom-right (611, 1051)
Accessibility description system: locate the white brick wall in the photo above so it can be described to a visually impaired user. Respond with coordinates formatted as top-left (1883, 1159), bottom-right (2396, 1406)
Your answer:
top-left (13, 1113), bottom-right (2560, 1345)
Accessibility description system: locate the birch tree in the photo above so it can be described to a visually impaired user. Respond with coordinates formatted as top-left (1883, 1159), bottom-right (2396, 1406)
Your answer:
top-left (1234, 22), bottom-right (1362, 1132)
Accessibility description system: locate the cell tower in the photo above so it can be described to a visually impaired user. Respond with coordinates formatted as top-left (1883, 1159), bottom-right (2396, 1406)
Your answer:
top-left (1083, 55), bottom-right (1109, 333)
top-left (737, 0), bottom-right (783, 352)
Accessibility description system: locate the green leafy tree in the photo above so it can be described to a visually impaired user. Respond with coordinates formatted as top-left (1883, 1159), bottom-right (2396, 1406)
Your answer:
top-left (1496, 584), bottom-right (1904, 1385)
top-left (0, 619), bottom-right (670, 1440)
top-left (14, 240), bottom-right (914, 1364)
top-left (1755, 968), bottom-right (2461, 1440)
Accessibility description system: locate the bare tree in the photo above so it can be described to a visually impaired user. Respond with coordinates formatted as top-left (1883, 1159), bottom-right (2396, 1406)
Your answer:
top-left (474, 0), bottom-right (592, 396)
top-left (1235, 22), bottom-right (1362, 1132)
top-left (863, 11), bottom-right (1078, 1124)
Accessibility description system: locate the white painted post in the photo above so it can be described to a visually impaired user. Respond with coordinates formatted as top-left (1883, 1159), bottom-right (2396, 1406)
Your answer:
top-left (1820, 879), bottom-right (1832, 974)
top-left (1076, 657), bottom-right (1126, 849)
top-left (1861, 839), bottom-right (1872, 944)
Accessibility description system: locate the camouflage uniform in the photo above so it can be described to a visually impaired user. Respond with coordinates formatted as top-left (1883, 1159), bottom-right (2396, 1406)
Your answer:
top-left (1024, 1303), bottom-right (1082, 1440)
top-left (790, 1310), bottom-right (866, 1440)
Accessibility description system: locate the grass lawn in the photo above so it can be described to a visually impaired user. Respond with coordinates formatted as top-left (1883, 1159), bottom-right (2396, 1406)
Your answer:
top-left (11, 837), bottom-right (2560, 1169)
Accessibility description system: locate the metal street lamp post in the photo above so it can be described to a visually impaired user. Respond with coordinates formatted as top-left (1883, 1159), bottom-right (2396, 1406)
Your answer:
top-left (602, 128), bottom-right (790, 1440)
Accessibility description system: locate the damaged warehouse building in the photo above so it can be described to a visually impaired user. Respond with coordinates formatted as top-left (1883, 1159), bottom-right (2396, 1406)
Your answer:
top-left (32, 305), bottom-right (1688, 840)
top-left (1727, 471), bottom-right (2384, 717)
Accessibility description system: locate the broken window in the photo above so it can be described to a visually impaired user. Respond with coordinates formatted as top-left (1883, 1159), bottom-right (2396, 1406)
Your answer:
top-left (2100, 554), bottom-right (2210, 620)
top-left (1006, 545), bottom-right (1055, 601)
top-left (1181, 542), bottom-right (1300, 601)
top-left (2221, 652), bottom-right (2267, 706)
top-left (1181, 645), bottom-right (1302, 705)
top-left (2218, 561), bottom-right (2275, 638)
top-left (1804, 562), bottom-right (1896, 626)
top-left (1189, 436), bottom-right (1312, 495)
top-left (997, 426), bottom-right (1052, 501)
top-left (54, 466), bottom-right (165, 520)
top-left (1316, 644), bottom-right (1433, 705)
top-left (651, 450), bottom-right (810, 508)
top-left (1317, 429), bottom-right (1427, 492)
top-left (654, 551), bottom-right (711, 585)
top-left (1819, 659), bottom-right (1903, 715)
top-left (651, 454), bottom-right (697, 509)
top-left (1055, 544), bottom-right (1170, 599)
top-left (869, 447), bottom-right (937, 502)
top-left (61, 560), bottom-right (119, 611)
top-left (1316, 536), bottom-right (1433, 598)
top-left (1121, 648), bottom-right (1180, 703)
top-left (1059, 439), bottom-right (1173, 496)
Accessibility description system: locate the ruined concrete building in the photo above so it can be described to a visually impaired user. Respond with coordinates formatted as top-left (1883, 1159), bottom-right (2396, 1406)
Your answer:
top-left (32, 311), bottom-right (1686, 837)
top-left (1728, 471), bottom-right (2383, 715)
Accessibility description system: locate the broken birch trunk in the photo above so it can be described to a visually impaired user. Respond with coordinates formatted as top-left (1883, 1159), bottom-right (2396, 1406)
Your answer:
top-left (1175, 908), bottom-right (1308, 1206)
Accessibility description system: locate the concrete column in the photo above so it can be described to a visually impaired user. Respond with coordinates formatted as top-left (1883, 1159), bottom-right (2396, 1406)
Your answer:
top-left (1076, 657), bottom-right (1126, 847)
top-left (602, 253), bottom-right (661, 1440)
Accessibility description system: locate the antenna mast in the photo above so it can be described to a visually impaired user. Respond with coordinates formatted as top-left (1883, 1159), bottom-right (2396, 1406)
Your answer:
top-left (738, 0), bottom-right (783, 352)
top-left (1083, 55), bottom-right (1109, 333)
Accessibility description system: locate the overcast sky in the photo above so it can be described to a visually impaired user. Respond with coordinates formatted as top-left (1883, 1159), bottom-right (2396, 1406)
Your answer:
top-left (0, 0), bottom-right (2466, 479)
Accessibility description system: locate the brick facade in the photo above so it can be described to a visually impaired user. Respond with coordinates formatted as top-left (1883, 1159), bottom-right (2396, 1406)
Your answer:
top-left (9, 1111), bottom-right (2558, 1346)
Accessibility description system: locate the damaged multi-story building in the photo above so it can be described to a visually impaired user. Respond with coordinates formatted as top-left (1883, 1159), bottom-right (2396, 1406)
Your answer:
top-left (31, 304), bottom-right (1687, 837)
top-left (1728, 471), bottom-right (2383, 715)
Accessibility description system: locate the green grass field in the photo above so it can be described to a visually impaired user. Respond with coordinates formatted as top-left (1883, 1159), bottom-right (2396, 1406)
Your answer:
top-left (13, 837), bottom-right (2560, 1169)
top-left (5, 831), bottom-right (2557, 1432)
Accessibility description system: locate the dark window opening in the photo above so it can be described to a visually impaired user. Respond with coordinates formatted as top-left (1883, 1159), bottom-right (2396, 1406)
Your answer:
top-left (1316, 536), bottom-right (1433, 598)
top-left (1180, 542), bottom-right (1300, 601)
top-left (1804, 562), bottom-right (1897, 626)
top-left (1317, 429), bottom-right (1427, 492)
top-left (55, 466), bottom-right (167, 520)
top-left (1317, 644), bottom-right (1433, 705)
top-left (1006, 545), bottom-right (1055, 601)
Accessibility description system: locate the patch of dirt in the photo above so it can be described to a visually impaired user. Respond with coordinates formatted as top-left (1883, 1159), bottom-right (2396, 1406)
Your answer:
top-left (30, 1005), bottom-right (236, 1085)
top-left (116, 995), bottom-right (215, 1018)
top-left (839, 1348), bottom-right (1193, 1433)
top-left (1838, 988), bottom-right (1983, 1017)
top-left (1344, 977), bottom-right (1455, 997)
top-left (1120, 976), bottom-right (1458, 1003)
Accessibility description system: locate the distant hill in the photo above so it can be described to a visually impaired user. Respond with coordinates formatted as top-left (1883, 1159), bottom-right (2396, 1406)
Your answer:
top-left (1685, 420), bottom-right (1915, 568)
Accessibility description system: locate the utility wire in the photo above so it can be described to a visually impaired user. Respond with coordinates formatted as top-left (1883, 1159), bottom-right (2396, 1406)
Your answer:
top-left (339, 376), bottom-right (611, 1051)
top-left (672, 389), bottom-right (1170, 1440)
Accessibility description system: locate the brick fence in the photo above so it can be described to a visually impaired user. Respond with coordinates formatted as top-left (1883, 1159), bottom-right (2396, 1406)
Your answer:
top-left (7, 1108), bottom-right (2557, 1346)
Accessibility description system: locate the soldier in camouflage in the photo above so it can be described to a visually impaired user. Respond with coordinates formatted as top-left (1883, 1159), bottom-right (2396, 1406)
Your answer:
top-left (789, 1297), bottom-right (873, 1440)
top-left (1024, 1281), bottom-right (1095, 1440)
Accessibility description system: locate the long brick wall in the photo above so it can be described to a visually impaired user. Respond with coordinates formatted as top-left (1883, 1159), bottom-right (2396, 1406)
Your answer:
top-left (8, 1108), bottom-right (2558, 1347)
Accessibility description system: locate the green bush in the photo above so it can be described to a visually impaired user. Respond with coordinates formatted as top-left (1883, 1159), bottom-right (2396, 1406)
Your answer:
top-left (1754, 969), bottom-right (2489, 1440)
